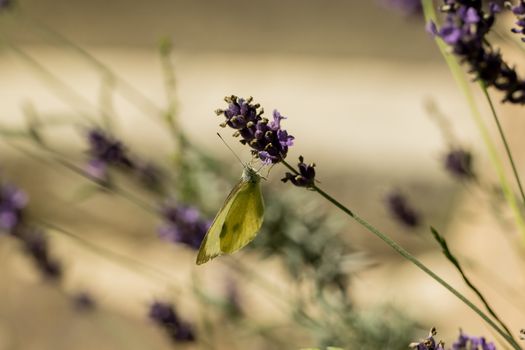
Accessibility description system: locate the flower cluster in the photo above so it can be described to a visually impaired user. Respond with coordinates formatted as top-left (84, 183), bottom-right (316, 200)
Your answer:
top-left (216, 96), bottom-right (294, 164)
top-left (85, 128), bottom-right (164, 191)
top-left (410, 328), bottom-right (445, 350)
top-left (429, 0), bottom-right (525, 104)
top-left (1, 182), bottom-right (61, 280)
top-left (386, 191), bottom-right (421, 228)
top-left (282, 156), bottom-right (316, 188)
top-left (85, 129), bottom-right (133, 180)
top-left (0, 183), bottom-right (27, 232)
top-left (158, 203), bottom-right (210, 250)
top-left (510, 0), bottom-right (525, 42)
top-left (451, 330), bottom-right (496, 350)
top-left (149, 301), bottom-right (195, 342)
top-left (444, 148), bottom-right (475, 179)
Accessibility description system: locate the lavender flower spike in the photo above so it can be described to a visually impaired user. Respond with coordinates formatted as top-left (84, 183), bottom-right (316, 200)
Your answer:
top-left (429, 0), bottom-right (525, 104)
top-left (216, 96), bottom-right (294, 163)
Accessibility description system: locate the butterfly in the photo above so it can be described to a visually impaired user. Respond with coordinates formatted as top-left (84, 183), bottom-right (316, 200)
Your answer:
top-left (196, 165), bottom-right (264, 265)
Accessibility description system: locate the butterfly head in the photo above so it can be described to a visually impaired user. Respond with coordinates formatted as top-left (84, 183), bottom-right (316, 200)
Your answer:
top-left (242, 166), bottom-right (261, 183)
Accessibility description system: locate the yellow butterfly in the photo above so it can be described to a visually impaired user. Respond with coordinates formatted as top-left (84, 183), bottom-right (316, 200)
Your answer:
top-left (196, 166), bottom-right (264, 265)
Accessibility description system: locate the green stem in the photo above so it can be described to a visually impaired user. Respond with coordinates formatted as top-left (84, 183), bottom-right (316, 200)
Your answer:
top-left (421, 0), bottom-right (525, 244)
top-left (481, 85), bottom-right (525, 212)
top-left (281, 159), bottom-right (522, 350)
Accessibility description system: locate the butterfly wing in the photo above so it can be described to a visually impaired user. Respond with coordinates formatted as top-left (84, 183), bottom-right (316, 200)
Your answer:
top-left (196, 180), bottom-right (243, 265)
top-left (219, 179), bottom-right (264, 254)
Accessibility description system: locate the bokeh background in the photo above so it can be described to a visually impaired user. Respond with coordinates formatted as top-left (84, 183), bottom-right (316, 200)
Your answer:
top-left (0, 0), bottom-right (524, 349)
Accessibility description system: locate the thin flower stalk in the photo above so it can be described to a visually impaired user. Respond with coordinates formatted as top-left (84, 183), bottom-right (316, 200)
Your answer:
top-left (421, 0), bottom-right (525, 245)
top-left (281, 158), bottom-right (522, 350)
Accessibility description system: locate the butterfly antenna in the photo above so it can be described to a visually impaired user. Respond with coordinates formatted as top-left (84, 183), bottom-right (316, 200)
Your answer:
top-left (217, 133), bottom-right (244, 166)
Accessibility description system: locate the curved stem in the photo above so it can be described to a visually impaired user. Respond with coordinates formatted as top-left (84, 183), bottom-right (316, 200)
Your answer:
top-left (481, 85), bottom-right (525, 212)
top-left (281, 160), bottom-right (522, 350)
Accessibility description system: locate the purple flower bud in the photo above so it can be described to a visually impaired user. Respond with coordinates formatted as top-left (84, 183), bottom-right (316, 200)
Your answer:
top-left (452, 329), bottom-right (496, 350)
top-left (281, 156), bottom-right (316, 188)
top-left (86, 129), bottom-right (133, 169)
top-left (158, 203), bottom-right (209, 250)
top-left (511, 1), bottom-right (525, 42)
top-left (386, 191), bottom-right (420, 228)
top-left (85, 159), bottom-right (108, 180)
top-left (444, 148), bottom-right (475, 180)
top-left (0, 183), bottom-right (27, 233)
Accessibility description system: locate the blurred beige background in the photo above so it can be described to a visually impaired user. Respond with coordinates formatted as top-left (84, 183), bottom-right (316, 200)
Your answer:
top-left (1, 0), bottom-right (525, 349)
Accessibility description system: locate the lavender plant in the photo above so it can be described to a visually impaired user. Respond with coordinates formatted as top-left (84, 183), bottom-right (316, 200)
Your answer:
top-left (1, 1), bottom-right (524, 349)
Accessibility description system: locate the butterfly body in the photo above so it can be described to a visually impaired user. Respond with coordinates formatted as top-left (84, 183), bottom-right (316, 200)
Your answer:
top-left (196, 166), bottom-right (264, 265)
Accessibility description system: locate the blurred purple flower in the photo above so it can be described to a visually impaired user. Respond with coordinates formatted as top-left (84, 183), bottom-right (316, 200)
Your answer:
top-left (22, 229), bottom-right (62, 280)
top-left (380, 0), bottom-right (422, 16)
top-left (73, 292), bottom-right (96, 311)
top-left (282, 156), bottom-right (316, 188)
top-left (510, 0), bottom-right (525, 42)
top-left (149, 301), bottom-right (195, 342)
top-left (216, 96), bottom-right (294, 164)
top-left (444, 148), bottom-right (475, 180)
top-left (409, 328), bottom-right (445, 350)
top-left (0, 0), bottom-right (12, 11)
top-left (452, 330), bottom-right (496, 350)
top-left (85, 129), bottom-right (133, 179)
top-left (429, 1), bottom-right (525, 104)
top-left (386, 191), bottom-right (420, 228)
top-left (158, 203), bottom-right (210, 250)
top-left (0, 183), bottom-right (27, 233)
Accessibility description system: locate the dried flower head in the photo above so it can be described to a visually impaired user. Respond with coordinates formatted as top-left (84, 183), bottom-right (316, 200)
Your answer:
top-left (149, 301), bottom-right (195, 342)
top-left (216, 96), bottom-right (294, 164)
top-left (158, 203), bottom-right (210, 250)
top-left (282, 156), bottom-right (316, 188)
top-left (409, 328), bottom-right (446, 350)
